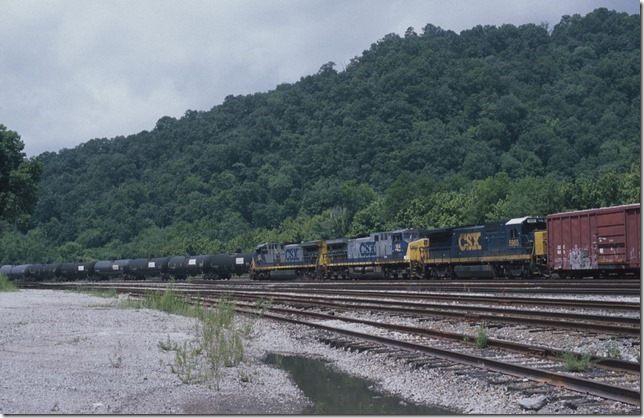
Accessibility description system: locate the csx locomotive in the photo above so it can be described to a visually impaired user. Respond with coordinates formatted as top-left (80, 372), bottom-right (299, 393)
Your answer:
top-left (251, 203), bottom-right (640, 280)
top-left (2, 203), bottom-right (640, 281)
top-left (250, 217), bottom-right (547, 280)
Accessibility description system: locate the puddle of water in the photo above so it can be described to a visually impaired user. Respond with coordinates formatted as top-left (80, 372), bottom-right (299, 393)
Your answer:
top-left (264, 353), bottom-right (456, 415)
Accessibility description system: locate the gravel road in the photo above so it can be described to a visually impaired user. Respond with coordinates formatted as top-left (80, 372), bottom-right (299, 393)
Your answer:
top-left (0, 289), bottom-right (639, 414)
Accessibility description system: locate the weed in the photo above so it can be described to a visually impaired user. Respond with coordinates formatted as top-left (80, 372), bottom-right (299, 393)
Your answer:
top-left (606, 338), bottom-right (622, 359)
top-left (154, 296), bottom-right (261, 389)
top-left (476, 323), bottom-right (489, 349)
top-left (313, 401), bottom-right (327, 414)
top-left (561, 351), bottom-right (594, 372)
top-left (172, 340), bottom-right (203, 383)
top-left (123, 283), bottom-right (198, 317)
top-left (0, 274), bottom-right (18, 292)
top-left (241, 298), bottom-right (272, 336)
top-left (109, 340), bottom-right (124, 368)
top-left (197, 298), bottom-right (245, 387)
top-left (158, 335), bottom-right (179, 352)
top-left (75, 287), bottom-right (117, 298)
top-left (237, 364), bottom-right (253, 383)
top-left (142, 284), bottom-right (196, 316)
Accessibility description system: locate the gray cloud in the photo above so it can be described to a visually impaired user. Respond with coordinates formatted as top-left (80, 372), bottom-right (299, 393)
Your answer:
top-left (0, 0), bottom-right (638, 156)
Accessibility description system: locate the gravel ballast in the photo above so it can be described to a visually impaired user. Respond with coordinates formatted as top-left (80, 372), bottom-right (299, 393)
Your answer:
top-left (0, 289), bottom-right (639, 414)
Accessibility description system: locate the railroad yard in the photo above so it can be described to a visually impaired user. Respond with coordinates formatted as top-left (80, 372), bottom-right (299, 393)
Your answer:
top-left (1, 278), bottom-right (641, 414)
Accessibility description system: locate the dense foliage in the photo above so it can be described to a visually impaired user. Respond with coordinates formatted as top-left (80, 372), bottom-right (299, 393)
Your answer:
top-left (0, 125), bottom-right (42, 224)
top-left (0, 8), bottom-right (640, 264)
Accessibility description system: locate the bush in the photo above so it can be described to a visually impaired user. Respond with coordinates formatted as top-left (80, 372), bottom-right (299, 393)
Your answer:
top-left (0, 274), bottom-right (18, 292)
top-left (476, 323), bottom-right (489, 349)
top-left (561, 351), bottom-right (594, 372)
top-left (128, 282), bottom-right (197, 317)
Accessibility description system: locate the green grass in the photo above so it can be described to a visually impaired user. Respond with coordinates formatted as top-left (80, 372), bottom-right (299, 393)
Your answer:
top-left (475, 322), bottom-right (489, 349)
top-left (123, 286), bottom-right (271, 388)
top-left (124, 283), bottom-right (199, 317)
top-left (74, 287), bottom-right (118, 298)
top-left (119, 285), bottom-right (271, 388)
top-left (157, 297), bottom-right (248, 387)
top-left (0, 274), bottom-right (18, 292)
top-left (561, 351), bottom-right (595, 372)
top-left (606, 338), bottom-right (622, 360)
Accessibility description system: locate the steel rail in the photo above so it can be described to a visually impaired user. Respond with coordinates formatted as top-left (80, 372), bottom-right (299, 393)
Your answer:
top-left (220, 300), bottom-right (640, 373)
top-left (107, 286), bottom-right (639, 373)
top-left (27, 281), bottom-right (640, 311)
top-left (25, 282), bottom-right (640, 336)
top-left (217, 289), bottom-right (641, 324)
top-left (273, 289), bottom-right (641, 311)
top-left (233, 306), bottom-right (641, 406)
top-left (29, 283), bottom-right (638, 404)
top-left (187, 289), bottom-right (641, 336)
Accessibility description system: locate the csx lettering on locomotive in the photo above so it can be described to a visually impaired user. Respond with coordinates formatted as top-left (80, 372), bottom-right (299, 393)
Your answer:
top-left (359, 242), bottom-right (376, 257)
top-left (285, 248), bottom-right (299, 261)
top-left (458, 232), bottom-right (482, 251)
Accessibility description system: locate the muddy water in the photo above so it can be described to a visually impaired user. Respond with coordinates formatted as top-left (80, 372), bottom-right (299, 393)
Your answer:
top-left (264, 353), bottom-right (455, 415)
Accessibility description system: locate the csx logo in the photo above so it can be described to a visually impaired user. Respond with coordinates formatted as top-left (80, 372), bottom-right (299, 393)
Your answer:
top-left (458, 232), bottom-right (482, 251)
top-left (359, 242), bottom-right (376, 257)
top-left (285, 248), bottom-right (299, 261)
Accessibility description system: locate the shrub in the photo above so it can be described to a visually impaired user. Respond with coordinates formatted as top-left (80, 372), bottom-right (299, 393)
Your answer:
top-left (606, 338), bottom-right (622, 360)
top-left (0, 274), bottom-right (18, 292)
top-left (476, 323), bottom-right (489, 349)
top-left (153, 296), bottom-right (267, 388)
top-left (561, 351), bottom-right (594, 372)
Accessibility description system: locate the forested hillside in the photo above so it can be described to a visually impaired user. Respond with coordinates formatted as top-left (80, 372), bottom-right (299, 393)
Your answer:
top-left (1, 8), bottom-right (640, 264)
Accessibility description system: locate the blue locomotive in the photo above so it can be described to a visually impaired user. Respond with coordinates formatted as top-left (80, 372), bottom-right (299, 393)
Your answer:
top-left (408, 216), bottom-right (546, 279)
top-left (250, 228), bottom-right (430, 280)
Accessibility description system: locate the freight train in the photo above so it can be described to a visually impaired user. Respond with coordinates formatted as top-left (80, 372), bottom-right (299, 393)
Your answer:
top-left (2, 203), bottom-right (640, 282)
top-left (1, 253), bottom-right (253, 282)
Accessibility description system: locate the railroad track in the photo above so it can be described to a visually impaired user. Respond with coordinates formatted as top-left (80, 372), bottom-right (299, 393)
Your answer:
top-left (22, 280), bottom-right (641, 311)
top-left (251, 278), bottom-right (642, 296)
top-left (24, 281), bottom-right (641, 337)
top-left (19, 280), bottom-right (641, 407)
top-left (112, 286), bottom-right (641, 406)
top-left (221, 301), bottom-right (640, 407)
top-left (18, 276), bottom-right (642, 297)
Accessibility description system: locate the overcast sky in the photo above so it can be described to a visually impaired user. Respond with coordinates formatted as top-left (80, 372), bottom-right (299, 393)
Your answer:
top-left (1, 0), bottom-right (639, 157)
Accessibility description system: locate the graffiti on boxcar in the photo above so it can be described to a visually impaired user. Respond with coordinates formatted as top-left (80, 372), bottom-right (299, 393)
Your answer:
top-left (569, 246), bottom-right (591, 270)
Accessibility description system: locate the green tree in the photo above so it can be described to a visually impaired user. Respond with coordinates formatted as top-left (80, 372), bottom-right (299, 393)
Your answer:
top-left (0, 125), bottom-right (42, 223)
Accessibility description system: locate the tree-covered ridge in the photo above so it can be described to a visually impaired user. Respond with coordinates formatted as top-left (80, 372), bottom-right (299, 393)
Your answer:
top-left (1, 8), bottom-right (639, 264)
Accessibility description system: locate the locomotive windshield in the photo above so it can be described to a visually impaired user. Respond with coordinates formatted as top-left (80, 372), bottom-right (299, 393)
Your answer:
top-left (522, 218), bottom-right (546, 234)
